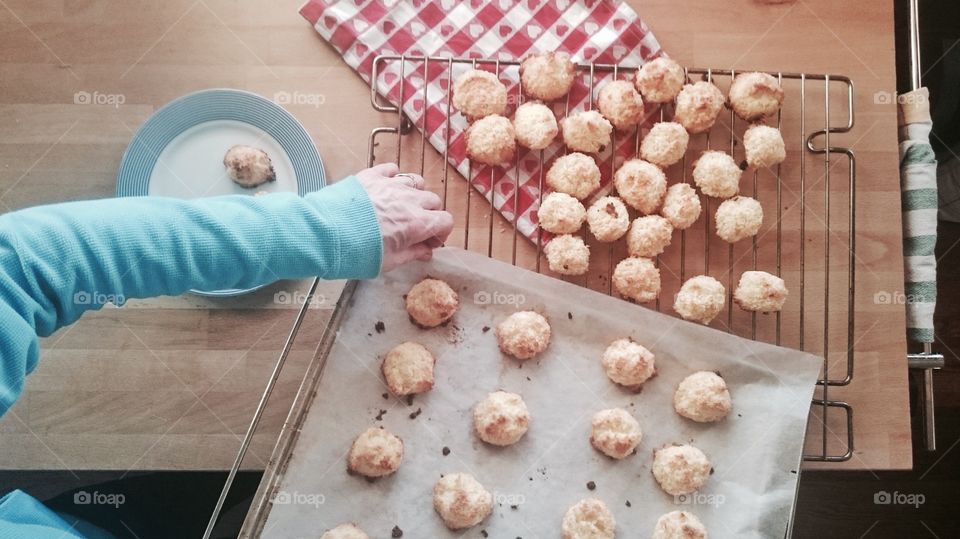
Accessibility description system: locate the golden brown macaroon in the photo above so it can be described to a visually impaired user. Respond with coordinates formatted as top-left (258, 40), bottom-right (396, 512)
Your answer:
top-left (613, 257), bottom-right (661, 303)
top-left (466, 115), bottom-right (516, 166)
top-left (405, 278), bottom-right (459, 328)
top-left (452, 69), bottom-right (508, 121)
top-left (597, 79), bottom-right (645, 131)
top-left (513, 101), bottom-right (559, 150)
top-left (560, 110), bottom-right (613, 154)
top-left (346, 427), bottom-right (403, 478)
top-left (382, 341), bottom-right (436, 397)
top-left (635, 57), bottom-right (686, 103)
top-left (224, 145), bottom-right (276, 188)
top-left (614, 158), bottom-right (667, 215)
top-left (674, 81), bottom-right (725, 134)
top-left (728, 71), bottom-right (784, 121)
top-left (520, 52), bottom-right (577, 101)
top-left (546, 152), bottom-right (602, 200)
top-left (496, 310), bottom-right (551, 360)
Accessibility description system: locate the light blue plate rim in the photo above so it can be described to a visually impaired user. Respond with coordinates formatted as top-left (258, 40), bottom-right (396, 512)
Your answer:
top-left (116, 88), bottom-right (325, 297)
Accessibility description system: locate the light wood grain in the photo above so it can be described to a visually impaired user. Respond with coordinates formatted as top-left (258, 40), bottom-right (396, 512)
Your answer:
top-left (0, 0), bottom-right (908, 471)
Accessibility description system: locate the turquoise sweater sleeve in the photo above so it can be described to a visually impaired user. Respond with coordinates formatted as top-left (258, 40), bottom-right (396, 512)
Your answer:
top-left (0, 178), bottom-right (382, 538)
top-left (0, 177), bottom-right (382, 415)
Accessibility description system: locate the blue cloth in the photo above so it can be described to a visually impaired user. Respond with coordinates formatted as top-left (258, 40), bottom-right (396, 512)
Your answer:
top-left (0, 177), bottom-right (382, 537)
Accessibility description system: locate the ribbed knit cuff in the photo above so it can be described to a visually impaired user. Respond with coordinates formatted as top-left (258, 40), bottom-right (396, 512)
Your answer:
top-left (305, 176), bottom-right (383, 279)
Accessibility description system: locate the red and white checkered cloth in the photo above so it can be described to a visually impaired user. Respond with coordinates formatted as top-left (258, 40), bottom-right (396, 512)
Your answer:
top-left (300, 0), bottom-right (665, 242)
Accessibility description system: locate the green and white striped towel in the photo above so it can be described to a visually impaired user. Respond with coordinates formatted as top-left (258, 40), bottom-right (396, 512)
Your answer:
top-left (899, 88), bottom-right (937, 343)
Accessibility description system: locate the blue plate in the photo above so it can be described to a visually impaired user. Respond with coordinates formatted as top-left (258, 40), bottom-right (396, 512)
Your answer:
top-left (116, 89), bottom-right (326, 297)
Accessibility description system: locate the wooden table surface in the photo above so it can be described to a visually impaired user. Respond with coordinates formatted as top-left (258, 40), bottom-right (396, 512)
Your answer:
top-left (0, 0), bottom-right (910, 472)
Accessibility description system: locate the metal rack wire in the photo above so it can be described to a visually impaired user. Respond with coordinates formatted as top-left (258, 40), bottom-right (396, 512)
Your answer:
top-left (368, 54), bottom-right (857, 462)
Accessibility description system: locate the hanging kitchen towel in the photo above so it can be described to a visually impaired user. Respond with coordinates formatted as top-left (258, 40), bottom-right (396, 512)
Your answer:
top-left (898, 87), bottom-right (937, 343)
top-left (300, 0), bottom-right (666, 242)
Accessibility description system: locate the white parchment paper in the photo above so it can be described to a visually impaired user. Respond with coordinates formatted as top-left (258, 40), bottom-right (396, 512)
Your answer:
top-left (260, 248), bottom-right (822, 539)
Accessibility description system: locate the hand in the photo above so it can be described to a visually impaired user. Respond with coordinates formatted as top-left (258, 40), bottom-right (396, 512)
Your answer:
top-left (356, 163), bottom-right (454, 273)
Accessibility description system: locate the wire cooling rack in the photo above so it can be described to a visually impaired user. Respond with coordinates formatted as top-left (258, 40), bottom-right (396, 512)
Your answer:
top-left (367, 54), bottom-right (857, 463)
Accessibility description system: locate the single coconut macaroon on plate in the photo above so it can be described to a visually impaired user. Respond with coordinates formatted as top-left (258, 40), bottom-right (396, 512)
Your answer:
top-left (116, 88), bottom-right (326, 296)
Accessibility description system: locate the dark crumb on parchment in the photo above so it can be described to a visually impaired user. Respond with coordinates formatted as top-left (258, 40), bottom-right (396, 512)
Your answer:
top-left (738, 413), bottom-right (743, 418)
top-left (442, 446), bottom-right (450, 456)
top-left (382, 392), bottom-right (389, 400)
top-left (567, 312), bottom-right (573, 320)
top-left (409, 408), bottom-right (422, 419)
top-left (375, 321), bottom-right (386, 333)
top-left (710, 467), bottom-right (715, 475)
top-left (375, 409), bottom-right (387, 421)
top-left (391, 525), bottom-right (403, 537)
top-left (586, 481), bottom-right (596, 490)
top-left (367, 333), bottom-right (372, 337)
top-left (480, 531), bottom-right (488, 538)
top-left (790, 470), bottom-right (797, 474)
top-left (406, 394), bottom-right (414, 406)
top-left (625, 500), bottom-right (632, 507)
top-left (482, 326), bottom-right (491, 333)
top-left (525, 376), bottom-right (531, 381)
top-left (510, 504), bottom-right (518, 510)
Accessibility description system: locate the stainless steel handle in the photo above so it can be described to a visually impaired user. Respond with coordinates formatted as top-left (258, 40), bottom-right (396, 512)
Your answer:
top-left (908, 344), bottom-right (944, 451)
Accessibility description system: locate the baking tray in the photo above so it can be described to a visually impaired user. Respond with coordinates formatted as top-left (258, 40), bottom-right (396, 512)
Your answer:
top-left (239, 248), bottom-right (822, 538)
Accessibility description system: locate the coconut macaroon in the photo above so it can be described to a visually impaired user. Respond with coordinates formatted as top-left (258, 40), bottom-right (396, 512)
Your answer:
top-left (728, 71), bottom-right (784, 121)
top-left (733, 270), bottom-right (788, 312)
top-left (561, 498), bottom-right (616, 539)
top-left (561, 110), bottom-right (614, 154)
top-left (591, 408), bottom-right (642, 459)
top-left (597, 79), bottom-right (645, 131)
top-left (652, 444), bottom-right (712, 496)
top-left (544, 234), bottom-right (591, 276)
top-left (627, 215), bottom-right (673, 258)
top-left (601, 338), bottom-right (656, 390)
top-left (513, 102), bottom-right (559, 150)
top-left (640, 122), bottom-right (689, 167)
top-left (546, 152), bottom-right (602, 200)
top-left (651, 511), bottom-right (708, 539)
top-left (382, 342), bottom-right (436, 397)
top-left (715, 196), bottom-right (763, 243)
top-left (433, 473), bottom-right (493, 530)
top-left (692, 151), bottom-right (741, 199)
top-left (321, 523), bottom-right (369, 539)
top-left (224, 145), bottom-right (276, 188)
top-left (635, 57), bottom-right (686, 103)
top-left (586, 196), bottom-right (630, 242)
top-left (614, 158), bottom-right (667, 214)
top-left (744, 124), bottom-right (786, 169)
top-left (520, 52), bottom-right (577, 101)
top-left (452, 69), bottom-right (508, 121)
top-left (674, 81), bottom-right (725, 134)
top-left (674, 371), bottom-right (732, 423)
top-left (613, 257), bottom-right (661, 303)
top-left (661, 183), bottom-right (702, 230)
top-left (473, 391), bottom-right (530, 446)
top-left (347, 427), bottom-right (404, 478)
top-left (539, 192), bottom-right (586, 234)
top-left (406, 278), bottom-right (459, 328)
top-left (673, 275), bottom-right (725, 324)
top-left (466, 115), bottom-right (516, 166)
top-left (496, 310), bottom-right (551, 360)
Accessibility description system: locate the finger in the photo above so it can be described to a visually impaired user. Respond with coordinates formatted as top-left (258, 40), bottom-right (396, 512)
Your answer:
top-left (415, 246), bottom-right (434, 262)
top-left (413, 189), bottom-right (443, 210)
top-left (395, 172), bottom-right (426, 190)
top-left (388, 243), bottom-right (433, 271)
top-left (412, 210), bottom-right (454, 244)
top-left (369, 162), bottom-right (400, 177)
top-left (424, 236), bottom-right (444, 249)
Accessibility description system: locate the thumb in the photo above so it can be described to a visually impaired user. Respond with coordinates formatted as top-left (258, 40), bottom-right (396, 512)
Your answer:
top-left (368, 162), bottom-right (400, 177)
